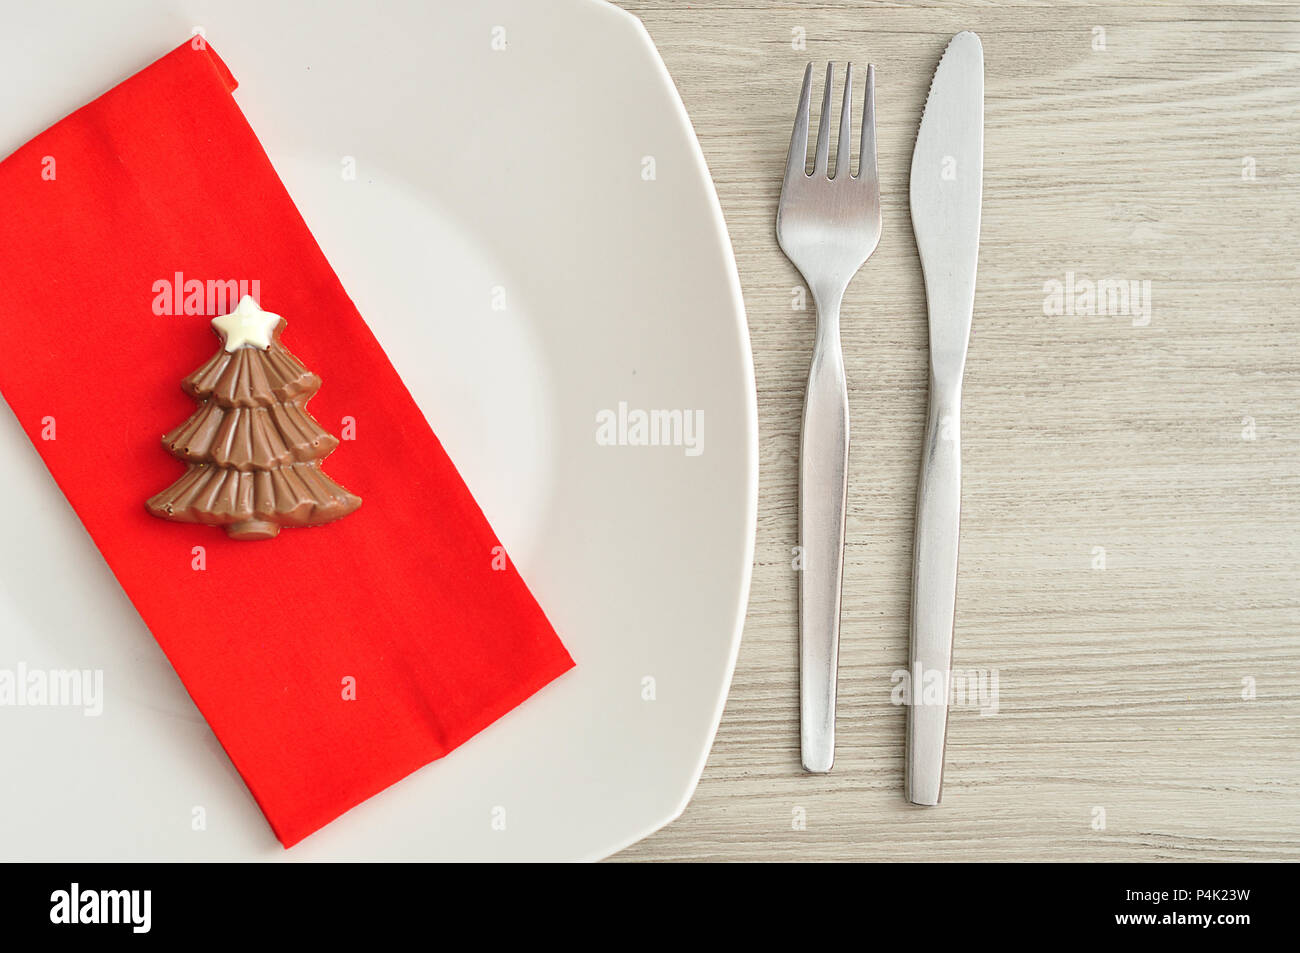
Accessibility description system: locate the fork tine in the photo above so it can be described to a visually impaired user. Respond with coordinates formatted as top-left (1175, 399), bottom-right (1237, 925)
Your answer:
top-left (813, 63), bottom-right (834, 176)
top-left (784, 63), bottom-right (813, 181)
top-left (835, 63), bottom-right (854, 179)
top-left (858, 64), bottom-right (878, 187)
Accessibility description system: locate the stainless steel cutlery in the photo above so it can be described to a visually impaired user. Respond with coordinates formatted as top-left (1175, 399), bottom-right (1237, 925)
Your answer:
top-left (906, 31), bottom-right (984, 805)
top-left (777, 62), bottom-right (881, 774)
top-left (777, 34), bottom-right (984, 800)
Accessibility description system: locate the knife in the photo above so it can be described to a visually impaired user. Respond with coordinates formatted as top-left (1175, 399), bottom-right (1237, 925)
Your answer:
top-left (906, 31), bottom-right (984, 806)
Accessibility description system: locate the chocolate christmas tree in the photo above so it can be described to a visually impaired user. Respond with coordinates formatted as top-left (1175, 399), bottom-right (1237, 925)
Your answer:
top-left (147, 296), bottom-right (361, 540)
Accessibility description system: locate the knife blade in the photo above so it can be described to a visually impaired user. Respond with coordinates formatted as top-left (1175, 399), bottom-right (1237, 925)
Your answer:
top-left (906, 31), bottom-right (984, 806)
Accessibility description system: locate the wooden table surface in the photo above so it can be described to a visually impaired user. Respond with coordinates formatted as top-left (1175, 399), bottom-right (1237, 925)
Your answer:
top-left (610, 1), bottom-right (1300, 861)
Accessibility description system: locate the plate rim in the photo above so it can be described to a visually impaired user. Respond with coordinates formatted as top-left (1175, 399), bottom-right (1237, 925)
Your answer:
top-left (578, 0), bottom-right (758, 861)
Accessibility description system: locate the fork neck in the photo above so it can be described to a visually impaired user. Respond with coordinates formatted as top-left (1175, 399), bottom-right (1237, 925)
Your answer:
top-left (810, 281), bottom-right (846, 337)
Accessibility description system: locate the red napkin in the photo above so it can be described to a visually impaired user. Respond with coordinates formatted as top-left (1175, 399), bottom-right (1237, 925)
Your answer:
top-left (0, 39), bottom-right (574, 847)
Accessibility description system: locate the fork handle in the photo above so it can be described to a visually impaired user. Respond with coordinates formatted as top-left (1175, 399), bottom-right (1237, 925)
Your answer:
top-left (799, 315), bottom-right (849, 773)
top-left (906, 382), bottom-right (962, 804)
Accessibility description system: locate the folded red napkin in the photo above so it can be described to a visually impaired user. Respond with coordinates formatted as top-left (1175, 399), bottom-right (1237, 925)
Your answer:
top-left (0, 38), bottom-right (574, 847)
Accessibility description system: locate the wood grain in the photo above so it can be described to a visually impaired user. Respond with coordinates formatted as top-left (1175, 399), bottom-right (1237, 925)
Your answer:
top-left (609, 1), bottom-right (1300, 861)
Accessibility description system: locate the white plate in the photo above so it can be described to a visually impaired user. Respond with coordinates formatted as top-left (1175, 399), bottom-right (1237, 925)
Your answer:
top-left (0, 0), bottom-right (755, 860)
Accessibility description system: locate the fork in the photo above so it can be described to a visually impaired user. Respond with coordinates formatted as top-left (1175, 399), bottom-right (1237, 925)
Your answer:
top-left (777, 62), bottom-right (881, 773)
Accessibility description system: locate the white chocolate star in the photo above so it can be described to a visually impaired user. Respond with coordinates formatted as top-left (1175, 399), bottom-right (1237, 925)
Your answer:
top-left (212, 296), bottom-right (281, 352)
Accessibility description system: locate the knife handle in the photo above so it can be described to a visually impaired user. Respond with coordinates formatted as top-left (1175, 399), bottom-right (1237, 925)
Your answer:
top-left (906, 381), bottom-right (962, 804)
top-left (799, 315), bottom-right (849, 774)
